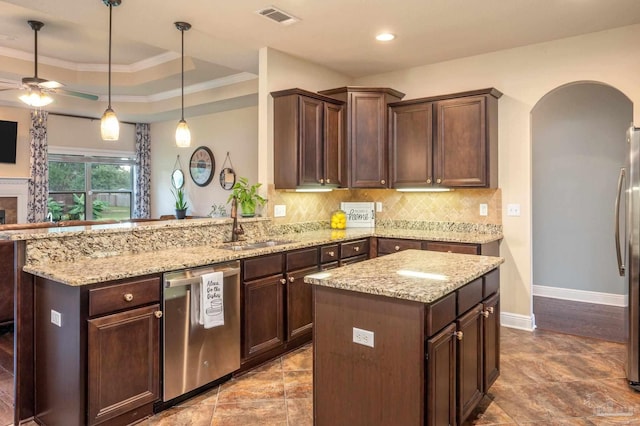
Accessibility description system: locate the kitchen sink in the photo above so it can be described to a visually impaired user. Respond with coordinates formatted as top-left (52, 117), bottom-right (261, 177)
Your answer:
top-left (218, 239), bottom-right (294, 251)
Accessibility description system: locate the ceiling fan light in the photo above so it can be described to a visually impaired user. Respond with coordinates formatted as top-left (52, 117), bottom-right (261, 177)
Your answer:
top-left (19, 91), bottom-right (53, 107)
top-left (100, 107), bottom-right (120, 141)
top-left (175, 119), bottom-right (191, 148)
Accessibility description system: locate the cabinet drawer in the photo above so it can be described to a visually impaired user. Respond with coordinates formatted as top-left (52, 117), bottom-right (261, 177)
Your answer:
top-left (457, 278), bottom-right (483, 315)
top-left (424, 242), bottom-right (479, 255)
top-left (320, 244), bottom-right (339, 263)
top-left (243, 254), bottom-right (284, 281)
top-left (320, 261), bottom-right (339, 271)
top-left (341, 239), bottom-right (369, 259)
top-left (377, 238), bottom-right (422, 255)
top-left (425, 292), bottom-right (456, 337)
top-left (89, 277), bottom-right (161, 317)
top-left (286, 248), bottom-right (318, 271)
top-left (483, 268), bottom-right (500, 297)
top-left (340, 254), bottom-right (368, 266)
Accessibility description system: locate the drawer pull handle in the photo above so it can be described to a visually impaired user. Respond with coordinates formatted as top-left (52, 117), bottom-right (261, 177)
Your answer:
top-left (436, 178), bottom-right (442, 184)
top-left (280, 278), bottom-right (286, 285)
top-left (482, 310), bottom-right (490, 318)
top-left (326, 178), bottom-right (331, 184)
top-left (328, 251), bottom-right (335, 257)
top-left (288, 276), bottom-right (295, 283)
top-left (154, 311), bottom-right (163, 319)
top-left (381, 180), bottom-right (386, 185)
top-left (354, 246), bottom-right (360, 252)
top-left (487, 307), bottom-right (494, 314)
top-left (319, 178), bottom-right (324, 184)
top-left (427, 178), bottom-right (432, 184)
top-left (455, 331), bottom-right (463, 341)
top-left (123, 293), bottom-right (134, 302)
top-left (394, 245), bottom-right (400, 251)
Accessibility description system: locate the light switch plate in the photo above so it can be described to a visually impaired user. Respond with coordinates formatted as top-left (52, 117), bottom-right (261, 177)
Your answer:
top-left (479, 203), bottom-right (488, 216)
top-left (376, 202), bottom-right (383, 212)
top-left (507, 203), bottom-right (521, 216)
top-left (274, 205), bottom-right (286, 217)
top-left (353, 327), bottom-right (374, 348)
top-left (51, 309), bottom-right (62, 327)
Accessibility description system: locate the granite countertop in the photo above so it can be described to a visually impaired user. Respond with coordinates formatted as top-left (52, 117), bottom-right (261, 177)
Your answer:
top-left (304, 249), bottom-right (504, 304)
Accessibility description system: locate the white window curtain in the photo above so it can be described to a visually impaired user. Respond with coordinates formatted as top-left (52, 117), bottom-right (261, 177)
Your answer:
top-left (134, 123), bottom-right (151, 218)
top-left (27, 111), bottom-right (49, 223)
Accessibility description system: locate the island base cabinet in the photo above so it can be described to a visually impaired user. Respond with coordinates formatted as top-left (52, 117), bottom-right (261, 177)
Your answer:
top-left (313, 286), bottom-right (425, 426)
top-left (87, 304), bottom-right (160, 426)
top-left (483, 292), bottom-right (500, 390)
top-left (456, 304), bottom-right (484, 425)
top-left (426, 323), bottom-right (456, 426)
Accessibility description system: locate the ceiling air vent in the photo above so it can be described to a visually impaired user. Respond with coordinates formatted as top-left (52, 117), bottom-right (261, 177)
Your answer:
top-left (256, 6), bottom-right (299, 26)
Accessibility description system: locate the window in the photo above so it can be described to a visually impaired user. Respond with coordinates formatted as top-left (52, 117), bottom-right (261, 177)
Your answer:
top-left (48, 154), bottom-right (135, 221)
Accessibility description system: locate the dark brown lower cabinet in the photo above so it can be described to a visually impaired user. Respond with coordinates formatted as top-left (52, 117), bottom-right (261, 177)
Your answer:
top-left (456, 303), bottom-right (484, 424)
top-left (0, 241), bottom-right (14, 325)
top-left (482, 292), bottom-right (500, 390)
top-left (286, 266), bottom-right (317, 340)
top-left (243, 274), bottom-right (285, 358)
top-left (426, 323), bottom-right (456, 426)
top-left (87, 305), bottom-right (160, 426)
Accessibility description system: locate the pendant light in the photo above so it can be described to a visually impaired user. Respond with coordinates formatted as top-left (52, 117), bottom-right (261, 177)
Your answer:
top-left (175, 21), bottom-right (191, 148)
top-left (101, 0), bottom-right (121, 141)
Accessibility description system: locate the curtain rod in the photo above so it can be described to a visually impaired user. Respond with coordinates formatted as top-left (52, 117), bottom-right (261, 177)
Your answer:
top-left (49, 111), bottom-right (140, 126)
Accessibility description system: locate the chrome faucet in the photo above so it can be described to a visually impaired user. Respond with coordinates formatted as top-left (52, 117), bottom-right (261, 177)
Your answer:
top-left (230, 196), bottom-right (244, 242)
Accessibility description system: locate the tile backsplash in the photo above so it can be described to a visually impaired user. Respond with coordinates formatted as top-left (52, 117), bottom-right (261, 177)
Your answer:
top-left (267, 186), bottom-right (501, 226)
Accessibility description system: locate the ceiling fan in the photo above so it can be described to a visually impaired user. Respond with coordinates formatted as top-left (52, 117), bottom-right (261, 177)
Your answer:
top-left (0, 20), bottom-right (99, 106)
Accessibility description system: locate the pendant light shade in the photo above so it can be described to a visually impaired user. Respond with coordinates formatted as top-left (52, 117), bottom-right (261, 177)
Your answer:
top-left (175, 21), bottom-right (191, 147)
top-left (101, 0), bottom-right (121, 141)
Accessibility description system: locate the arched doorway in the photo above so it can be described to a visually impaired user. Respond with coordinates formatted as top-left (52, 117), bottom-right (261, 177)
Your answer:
top-left (531, 81), bottom-right (632, 341)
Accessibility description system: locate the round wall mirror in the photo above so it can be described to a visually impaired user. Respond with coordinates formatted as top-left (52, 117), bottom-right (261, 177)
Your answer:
top-left (220, 167), bottom-right (236, 190)
top-left (171, 169), bottom-right (185, 189)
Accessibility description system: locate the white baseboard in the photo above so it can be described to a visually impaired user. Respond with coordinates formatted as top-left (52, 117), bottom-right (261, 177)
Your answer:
top-left (532, 285), bottom-right (627, 307)
top-left (500, 311), bottom-right (535, 331)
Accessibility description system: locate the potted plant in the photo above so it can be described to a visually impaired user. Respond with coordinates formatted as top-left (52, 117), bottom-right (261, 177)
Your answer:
top-left (227, 177), bottom-right (266, 217)
top-left (172, 187), bottom-right (188, 219)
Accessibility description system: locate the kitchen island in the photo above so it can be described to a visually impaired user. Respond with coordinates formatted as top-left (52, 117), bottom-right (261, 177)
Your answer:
top-left (305, 249), bottom-right (503, 426)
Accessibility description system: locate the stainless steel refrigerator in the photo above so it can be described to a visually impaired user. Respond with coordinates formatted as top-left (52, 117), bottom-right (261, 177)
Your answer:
top-left (616, 124), bottom-right (640, 390)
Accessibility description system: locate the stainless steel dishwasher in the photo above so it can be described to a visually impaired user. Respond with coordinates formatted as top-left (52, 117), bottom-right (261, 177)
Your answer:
top-left (162, 261), bottom-right (240, 401)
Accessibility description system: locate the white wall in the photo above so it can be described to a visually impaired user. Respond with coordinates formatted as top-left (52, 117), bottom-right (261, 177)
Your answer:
top-left (150, 106), bottom-right (259, 218)
top-left (353, 24), bottom-right (640, 326)
top-left (0, 106), bottom-right (31, 178)
top-left (48, 114), bottom-right (136, 154)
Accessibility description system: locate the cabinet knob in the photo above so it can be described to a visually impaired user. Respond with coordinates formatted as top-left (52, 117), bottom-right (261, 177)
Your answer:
top-left (394, 245), bottom-right (400, 251)
top-left (280, 278), bottom-right (286, 285)
top-left (436, 178), bottom-right (442, 184)
top-left (123, 293), bottom-right (134, 302)
top-left (288, 276), bottom-right (295, 283)
top-left (481, 310), bottom-right (490, 318)
top-left (328, 251), bottom-right (335, 257)
top-left (381, 180), bottom-right (386, 185)
top-left (487, 307), bottom-right (494, 314)
top-left (354, 246), bottom-right (360, 252)
top-left (455, 331), bottom-right (463, 341)
top-left (319, 178), bottom-right (324, 184)
top-left (427, 178), bottom-right (432, 184)
top-left (154, 311), bottom-right (163, 319)
top-left (326, 178), bottom-right (331, 184)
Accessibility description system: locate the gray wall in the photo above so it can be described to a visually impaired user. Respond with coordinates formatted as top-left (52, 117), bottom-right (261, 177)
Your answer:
top-left (532, 82), bottom-right (632, 295)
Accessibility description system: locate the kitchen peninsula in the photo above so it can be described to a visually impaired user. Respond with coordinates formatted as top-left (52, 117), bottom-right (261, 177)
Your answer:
top-left (305, 250), bottom-right (503, 426)
top-left (0, 218), bottom-right (501, 425)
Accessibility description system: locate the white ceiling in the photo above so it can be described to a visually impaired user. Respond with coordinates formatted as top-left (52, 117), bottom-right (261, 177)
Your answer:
top-left (1, 0), bottom-right (640, 122)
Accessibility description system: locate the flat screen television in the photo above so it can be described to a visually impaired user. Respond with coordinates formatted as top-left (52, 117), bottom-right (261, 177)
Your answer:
top-left (0, 120), bottom-right (18, 164)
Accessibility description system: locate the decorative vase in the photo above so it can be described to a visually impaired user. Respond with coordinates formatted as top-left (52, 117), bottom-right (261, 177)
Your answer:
top-left (240, 203), bottom-right (255, 217)
top-left (175, 208), bottom-right (187, 219)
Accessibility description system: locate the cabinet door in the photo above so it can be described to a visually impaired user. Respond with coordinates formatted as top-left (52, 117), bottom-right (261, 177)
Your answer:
top-left (0, 241), bottom-right (13, 324)
top-left (389, 102), bottom-right (433, 188)
top-left (324, 101), bottom-right (344, 186)
top-left (243, 275), bottom-right (284, 359)
top-left (483, 293), bottom-right (500, 390)
top-left (424, 241), bottom-right (479, 255)
top-left (456, 303), bottom-right (484, 425)
top-left (285, 266), bottom-right (319, 340)
top-left (377, 238), bottom-right (423, 256)
top-left (434, 96), bottom-right (487, 187)
top-left (87, 304), bottom-right (160, 426)
top-left (349, 92), bottom-right (388, 188)
top-left (299, 96), bottom-right (324, 186)
top-left (426, 323), bottom-right (456, 426)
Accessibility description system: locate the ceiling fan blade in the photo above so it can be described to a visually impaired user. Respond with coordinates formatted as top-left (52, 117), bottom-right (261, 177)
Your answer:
top-left (55, 88), bottom-right (99, 101)
top-left (0, 88), bottom-right (18, 92)
top-left (40, 80), bottom-right (64, 89)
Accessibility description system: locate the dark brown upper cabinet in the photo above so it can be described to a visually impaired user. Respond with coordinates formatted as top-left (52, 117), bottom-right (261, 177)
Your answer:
top-left (272, 88), bottom-right (345, 189)
top-left (319, 87), bottom-right (405, 188)
top-left (389, 88), bottom-right (502, 189)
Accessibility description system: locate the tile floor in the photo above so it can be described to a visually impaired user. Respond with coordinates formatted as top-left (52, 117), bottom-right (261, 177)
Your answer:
top-left (3, 327), bottom-right (640, 425)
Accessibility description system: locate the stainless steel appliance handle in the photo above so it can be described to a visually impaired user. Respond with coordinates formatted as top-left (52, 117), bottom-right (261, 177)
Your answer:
top-left (166, 267), bottom-right (240, 288)
top-left (615, 167), bottom-right (626, 276)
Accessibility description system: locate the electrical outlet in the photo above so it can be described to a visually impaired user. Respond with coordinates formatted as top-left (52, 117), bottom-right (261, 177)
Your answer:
top-left (507, 203), bottom-right (521, 217)
top-left (353, 327), bottom-right (374, 348)
top-left (376, 202), bottom-right (383, 212)
top-left (51, 309), bottom-right (62, 327)
top-left (479, 203), bottom-right (488, 216)
top-left (274, 205), bottom-right (286, 217)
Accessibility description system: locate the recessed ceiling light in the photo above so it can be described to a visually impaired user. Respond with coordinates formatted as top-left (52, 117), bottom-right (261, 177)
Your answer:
top-left (376, 32), bottom-right (395, 42)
